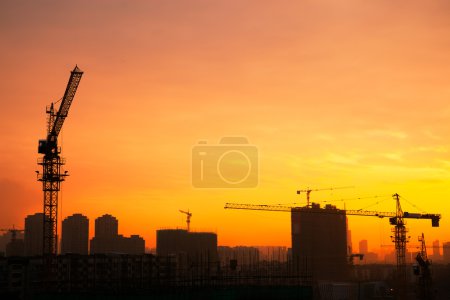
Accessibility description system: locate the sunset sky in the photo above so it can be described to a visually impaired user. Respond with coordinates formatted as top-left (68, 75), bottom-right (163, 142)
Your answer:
top-left (1, 0), bottom-right (450, 255)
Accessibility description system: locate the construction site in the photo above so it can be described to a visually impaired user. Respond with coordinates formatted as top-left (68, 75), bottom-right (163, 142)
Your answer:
top-left (224, 190), bottom-right (444, 299)
top-left (5, 0), bottom-right (450, 298)
top-left (0, 64), bottom-right (442, 300)
top-left (0, 66), bottom-right (449, 300)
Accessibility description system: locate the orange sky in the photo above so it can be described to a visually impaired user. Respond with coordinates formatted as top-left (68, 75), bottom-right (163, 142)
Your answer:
top-left (1, 0), bottom-right (450, 254)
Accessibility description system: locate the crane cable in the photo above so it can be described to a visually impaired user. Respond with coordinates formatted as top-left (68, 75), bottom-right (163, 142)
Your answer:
top-left (355, 195), bottom-right (391, 211)
top-left (399, 195), bottom-right (426, 213)
top-left (54, 96), bottom-right (63, 105)
top-left (279, 194), bottom-right (391, 207)
top-left (59, 127), bottom-right (64, 253)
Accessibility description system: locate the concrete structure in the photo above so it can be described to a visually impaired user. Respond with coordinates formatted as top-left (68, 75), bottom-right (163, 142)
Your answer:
top-left (90, 214), bottom-right (145, 254)
top-left (5, 239), bottom-right (24, 257)
top-left (291, 203), bottom-right (348, 280)
top-left (353, 240), bottom-right (379, 264)
top-left (0, 231), bottom-right (24, 256)
top-left (257, 246), bottom-right (288, 262)
top-left (90, 214), bottom-right (118, 254)
top-left (0, 254), bottom-right (318, 298)
top-left (61, 214), bottom-right (89, 255)
top-left (432, 240), bottom-right (441, 262)
top-left (347, 229), bottom-right (352, 255)
top-left (364, 252), bottom-right (379, 264)
top-left (359, 240), bottom-right (368, 254)
top-left (218, 246), bottom-right (259, 269)
top-left (24, 213), bottom-right (43, 256)
top-left (126, 235), bottom-right (145, 255)
top-left (443, 242), bottom-right (450, 263)
top-left (95, 214), bottom-right (118, 238)
top-left (0, 254), bottom-right (177, 297)
top-left (157, 229), bottom-right (218, 269)
top-left (116, 234), bottom-right (145, 255)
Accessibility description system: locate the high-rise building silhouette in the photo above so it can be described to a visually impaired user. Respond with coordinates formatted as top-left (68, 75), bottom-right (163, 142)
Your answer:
top-left (157, 229), bottom-right (218, 269)
top-left (24, 213), bottom-right (43, 256)
top-left (90, 214), bottom-right (118, 254)
top-left (359, 240), bottom-right (368, 254)
top-left (443, 241), bottom-right (450, 263)
top-left (432, 240), bottom-right (440, 261)
top-left (291, 203), bottom-right (348, 280)
top-left (347, 228), bottom-right (352, 254)
top-left (90, 214), bottom-right (144, 254)
top-left (61, 214), bottom-right (89, 255)
top-left (95, 214), bottom-right (118, 238)
top-left (356, 240), bottom-right (378, 264)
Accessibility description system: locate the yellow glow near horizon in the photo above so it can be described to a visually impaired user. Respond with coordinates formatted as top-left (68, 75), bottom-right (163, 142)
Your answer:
top-left (0, 1), bottom-right (449, 256)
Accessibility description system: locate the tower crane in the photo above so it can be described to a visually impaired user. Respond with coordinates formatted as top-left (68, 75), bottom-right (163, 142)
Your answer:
top-left (225, 193), bottom-right (440, 299)
top-left (179, 209), bottom-right (192, 231)
top-left (37, 65), bottom-right (83, 256)
top-left (296, 186), bottom-right (353, 207)
top-left (414, 233), bottom-right (434, 300)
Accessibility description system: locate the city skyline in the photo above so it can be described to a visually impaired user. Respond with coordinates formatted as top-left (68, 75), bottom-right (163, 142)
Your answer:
top-left (2, 210), bottom-right (449, 263)
top-left (1, 0), bottom-right (450, 253)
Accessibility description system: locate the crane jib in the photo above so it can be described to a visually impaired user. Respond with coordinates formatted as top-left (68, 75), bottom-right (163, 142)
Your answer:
top-left (38, 66), bottom-right (83, 155)
top-left (37, 65), bottom-right (83, 257)
top-left (50, 66), bottom-right (83, 138)
top-left (224, 202), bottom-right (441, 227)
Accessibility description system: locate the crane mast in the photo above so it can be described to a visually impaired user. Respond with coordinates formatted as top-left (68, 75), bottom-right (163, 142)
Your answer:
top-left (225, 193), bottom-right (440, 299)
top-left (37, 66), bottom-right (83, 256)
top-left (415, 233), bottom-right (434, 300)
top-left (390, 193), bottom-right (408, 298)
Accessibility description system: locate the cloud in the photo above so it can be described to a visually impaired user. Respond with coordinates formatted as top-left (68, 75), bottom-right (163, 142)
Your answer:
top-left (366, 129), bottom-right (408, 140)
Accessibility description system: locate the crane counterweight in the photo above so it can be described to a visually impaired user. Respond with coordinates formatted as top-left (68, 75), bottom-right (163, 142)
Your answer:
top-left (37, 65), bottom-right (83, 257)
top-left (225, 192), bottom-right (441, 299)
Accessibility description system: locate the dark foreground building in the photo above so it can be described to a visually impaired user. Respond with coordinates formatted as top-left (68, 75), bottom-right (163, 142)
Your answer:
top-left (0, 254), bottom-right (176, 298)
top-left (0, 254), bottom-right (313, 300)
top-left (218, 246), bottom-right (259, 270)
top-left (291, 203), bottom-right (349, 280)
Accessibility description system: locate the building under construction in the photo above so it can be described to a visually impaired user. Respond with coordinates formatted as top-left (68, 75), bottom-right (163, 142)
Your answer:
top-left (291, 203), bottom-right (349, 280)
top-left (226, 192), bottom-right (440, 291)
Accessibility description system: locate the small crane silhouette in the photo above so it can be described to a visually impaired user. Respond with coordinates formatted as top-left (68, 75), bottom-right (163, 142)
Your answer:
top-left (0, 225), bottom-right (24, 243)
top-left (179, 209), bottom-right (192, 231)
